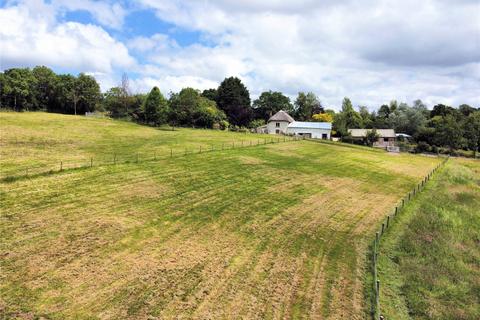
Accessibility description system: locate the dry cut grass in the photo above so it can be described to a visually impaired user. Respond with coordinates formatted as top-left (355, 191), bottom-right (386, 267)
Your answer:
top-left (0, 113), bottom-right (441, 319)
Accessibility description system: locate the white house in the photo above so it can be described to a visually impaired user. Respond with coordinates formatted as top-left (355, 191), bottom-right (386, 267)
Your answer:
top-left (266, 110), bottom-right (294, 134)
top-left (287, 121), bottom-right (332, 139)
top-left (266, 110), bottom-right (332, 139)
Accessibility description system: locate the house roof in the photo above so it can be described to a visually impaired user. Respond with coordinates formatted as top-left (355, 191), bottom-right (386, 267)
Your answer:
top-left (348, 129), bottom-right (396, 138)
top-left (288, 121), bottom-right (332, 130)
top-left (268, 110), bottom-right (294, 123)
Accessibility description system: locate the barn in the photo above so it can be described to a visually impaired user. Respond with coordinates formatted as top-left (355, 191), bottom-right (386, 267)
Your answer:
top-left (265, 110), bottom-right (332, 139)
top-left (287, 122), bottom-right (332, 139)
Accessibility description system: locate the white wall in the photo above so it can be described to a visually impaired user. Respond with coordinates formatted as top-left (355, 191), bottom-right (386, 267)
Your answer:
top-left (267, 121), bottom-right (289, 134)
top-left (287, 127), bottom-right (331, 139)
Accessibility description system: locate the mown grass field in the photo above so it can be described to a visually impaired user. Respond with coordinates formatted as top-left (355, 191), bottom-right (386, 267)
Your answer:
top-left (1, 112), bottom-right (441, 319)
top-left (0, 112), bottom-right (270, 178)
top-left (377, 158), bottom-right (480, 320)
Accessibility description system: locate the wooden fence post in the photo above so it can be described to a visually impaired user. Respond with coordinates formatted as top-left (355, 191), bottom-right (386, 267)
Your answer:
top-left (199, 146), bottom-right (202, 154)
top-left (381, 223), bottom-right (385, 234)
top-left (154, 151), bottom-right (157, 160)
top-left (376, 280), bottom-right (380, 314)
top-left (60, 161), bottom-right (63, 171)
top-left (90, 157), bottom-right (93, 168)
top-left (395, 206), bottom-right (398, 216)
top-left (386, 215), bottom-right (390, 228)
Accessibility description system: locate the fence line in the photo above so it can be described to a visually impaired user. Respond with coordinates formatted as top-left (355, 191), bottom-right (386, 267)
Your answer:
top-left (1, 135), bottom-right (307, 181)
top-left (371, 156), bottom-right (449, 319)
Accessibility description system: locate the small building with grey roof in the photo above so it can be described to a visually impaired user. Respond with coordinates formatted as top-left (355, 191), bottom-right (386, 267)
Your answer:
top-left (348, 128), bottom-right (396, 148)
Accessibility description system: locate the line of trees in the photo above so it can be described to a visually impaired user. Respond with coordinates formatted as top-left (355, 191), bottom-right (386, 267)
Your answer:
top-left (0, 66), bottom-right (101, 115)
top-left (1, 66), bottom-right (478, 153)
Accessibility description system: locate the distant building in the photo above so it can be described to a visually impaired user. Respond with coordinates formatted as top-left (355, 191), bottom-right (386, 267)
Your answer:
top-left (266, 110), bottom-right (294, 134)
top-left (348, 129), bottom-right (396, 148)
top-left (265, 110), bottom-right (332, 139)
top-left (287, 121), bottom-right (332, 139)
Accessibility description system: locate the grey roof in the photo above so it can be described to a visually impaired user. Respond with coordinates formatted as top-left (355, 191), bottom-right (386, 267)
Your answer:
top-left (268, 110), bottom-right (294, 123)
top-left (288, 121), bottom-right (332, 130)
top-left (348, 129), bottom-right (396, 138)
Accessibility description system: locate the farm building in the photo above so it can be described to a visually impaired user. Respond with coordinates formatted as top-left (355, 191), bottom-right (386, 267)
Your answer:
top-left (266, 110), bottom-right (332, 139)
top-left (266, 110), bottom-right (294, 134)
top-left (348, 129), bottom-right (396, 148)
top-left (287, 121), bottom-right (332, 139)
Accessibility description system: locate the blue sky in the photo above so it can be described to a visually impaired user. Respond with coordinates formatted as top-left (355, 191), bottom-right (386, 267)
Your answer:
top-left (0, 0), bottom-right (479, 109)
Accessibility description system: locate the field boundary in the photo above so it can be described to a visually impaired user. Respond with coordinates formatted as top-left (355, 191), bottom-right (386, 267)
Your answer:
top-left (369, 156), bottom-right (448, 319)
top-left (1, 135), bottom-right (305, 182)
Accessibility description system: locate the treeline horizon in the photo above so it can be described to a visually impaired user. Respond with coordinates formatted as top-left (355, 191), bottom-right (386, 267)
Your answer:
top-left (1, 66), bottom-right (479, 153)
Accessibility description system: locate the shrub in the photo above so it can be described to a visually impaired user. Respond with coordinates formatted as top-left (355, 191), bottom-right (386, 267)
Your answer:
top-left (415, 141), bottom-right (431, 153)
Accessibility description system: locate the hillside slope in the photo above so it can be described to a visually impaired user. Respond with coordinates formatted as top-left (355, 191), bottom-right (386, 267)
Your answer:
top-left (0, 113), bottom-right (440, 319)
top-left (0, 112), bottom-right (268, 178)
top-left (377, 158), bottom-right (480, 320)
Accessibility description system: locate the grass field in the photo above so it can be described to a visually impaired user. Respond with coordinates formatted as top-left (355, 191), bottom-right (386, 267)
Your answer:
top-left (1, 112), bottom-right (442, 319)
top-left (0, 112), bottom-right (270, 178)
top-left (377, 158), bottom-right (480, 320)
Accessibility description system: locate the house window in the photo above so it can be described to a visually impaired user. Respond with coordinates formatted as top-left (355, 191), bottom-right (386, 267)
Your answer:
top-left (276, 122), bottom-right (280, 127)
top-left (322, 133), bottom-right (327, 140)
top-left (275, 129), bottom-right (280, 134)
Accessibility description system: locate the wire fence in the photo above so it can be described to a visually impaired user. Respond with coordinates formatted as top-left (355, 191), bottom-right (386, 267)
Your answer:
top-left (371, 156), bottom-right (449, 320)
top-left (1, 135), bottom-right (306, 182)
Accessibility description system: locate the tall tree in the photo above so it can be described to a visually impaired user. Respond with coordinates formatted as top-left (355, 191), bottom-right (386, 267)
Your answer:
top-left (431, 114), bottom-right (465, 150)
top-left (32, 66), bottom-right (58, 111)
top-left (388, 102), bottom-right (427, 136)
top-left (143, 86), bottom-right (168, 125)
top-left (358, 106), bottom-right (373, 128)
top-left (201, 88), bottom-right (218, 103)
top-left (2, 68), bottom-right (36, 111)
top-left (216, 77), bottom-right (251, 126)
top-left (294, 92), bottom-right (322, 121)
top-left (333, 97), bottom-right (362, 137)
top-left (253, 90), bottom-right (293, 121)
top-left (120, 73), bottom-right (131, 115)
top-left (103, 87), bottom-right (124, 118)
top-left (76, 73), bottom-right (101, 114)
top-left (169, 88), bottom-right (225, 128)
top-left (463, 111), bottom-right (480, 153)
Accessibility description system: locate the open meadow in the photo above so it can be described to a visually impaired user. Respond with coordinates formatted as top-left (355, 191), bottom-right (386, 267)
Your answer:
top-left (0, 112), bottom-right (442, 319)
top-left (376, 158), bottom-right (479, 320)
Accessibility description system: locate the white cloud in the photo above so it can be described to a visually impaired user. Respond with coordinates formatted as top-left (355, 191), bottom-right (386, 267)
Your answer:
top-left (1, 0), bottom-right (479, 108)
top-left (53, 0), bottom-right (127, 30)
top-left (0, 1), bottom-right (135, 80)
top-left (133, 0), bottom-right (480, 108)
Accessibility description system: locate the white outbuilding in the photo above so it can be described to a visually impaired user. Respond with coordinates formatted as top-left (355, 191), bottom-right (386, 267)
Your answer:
top-left (287, 121), bottom-right (332, 139)
top-left (265, 110), bottom-right (332, 139)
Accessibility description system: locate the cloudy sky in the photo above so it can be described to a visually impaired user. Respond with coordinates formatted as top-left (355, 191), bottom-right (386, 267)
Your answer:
top-left (0, 0), bottom-right (479, 109)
